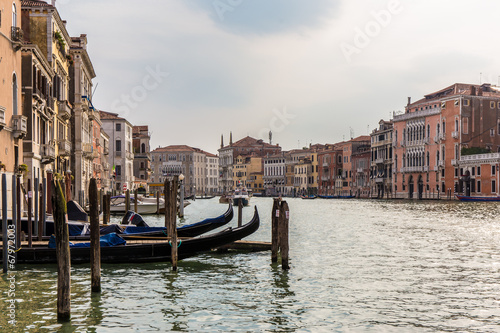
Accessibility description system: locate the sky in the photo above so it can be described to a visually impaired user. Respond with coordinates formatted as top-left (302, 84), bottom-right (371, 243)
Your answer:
top-left (55, 0), bottom-right (500, 154)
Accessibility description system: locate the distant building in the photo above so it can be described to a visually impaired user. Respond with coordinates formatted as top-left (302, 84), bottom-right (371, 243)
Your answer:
top-left (100, 111), bottom-right (134, 193)
top-left (132, 125), bottom-right (151, 192)
top-left (370, 120), bottom-right (393, 198)
top-left (218, 134), bottom-right (281, 193)
top-left (336, 136), bottom-right (371, 196)
top-left (263, 153), bottom-right (286, 196)
top-left (317, 145), bottom-right (343, 196)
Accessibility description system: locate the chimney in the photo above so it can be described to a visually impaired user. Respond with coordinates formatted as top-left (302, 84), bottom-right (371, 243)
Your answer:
top-left (52, 0), bottom-right (56, 7)
top-left (478, 88), bottom-right (483, 96)
top-left (407, 97), bottom-right (411, 106)
top-left (471, 86), bottom-right (476, 96)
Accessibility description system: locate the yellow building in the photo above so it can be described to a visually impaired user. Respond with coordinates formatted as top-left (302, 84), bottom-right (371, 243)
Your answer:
top-left (233, 155), bottom-right (262, 190)
top-left (0, 0), bottom-right (25, 175)
top-left (22, 0), bottom-right (73, 174)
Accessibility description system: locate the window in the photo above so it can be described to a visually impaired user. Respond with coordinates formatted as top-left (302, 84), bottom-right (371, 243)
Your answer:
top-left (116, 123), bottom-right (121, 131)
top-left (12, 3), bottom-right (17, 27)
top-left (493, 180), bottom-right (497, 193)
top-left (478, 166), bottom-right (481, 176)
top-left (12, 73), bottom-right (18, 115)
top-left (491, 129), bottom-right (495, 137)
top-left (115, 165), bottom-right (121, 176)
top-left (454, 99), bottom-right (459, 106)
top-left (491, 101), bottom-right (496, 108)
top-left (492, 165), bottom-right (496, 176)
top-left (441, 101), bottom-right (446, 108)
top-left (477, 180), bottom-right (481, 193)
top-left (462, 118), bottom-right (469, 134)
top-left (464, 99), bottom-right (470, 106)
top-left (116, 139), bottom-right (121, 152)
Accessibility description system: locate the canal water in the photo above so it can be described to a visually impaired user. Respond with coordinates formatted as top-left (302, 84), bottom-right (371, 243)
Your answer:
top-left (2, 197), bottom-right (500, 332)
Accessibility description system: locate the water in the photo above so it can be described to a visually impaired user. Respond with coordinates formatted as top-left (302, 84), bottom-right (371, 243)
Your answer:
top-left (2, 198), bottom-right (500, 332)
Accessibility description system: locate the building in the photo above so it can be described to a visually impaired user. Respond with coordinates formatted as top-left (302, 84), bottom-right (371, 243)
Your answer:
top-left (393, 83), bottom-right (500, 199)
top-left (263, 153), bottom-right (286, 196)
top-left (100, 110), bottom-right (134, 193)
top-left (218, 134), bottom-right (281, 193)
top-left (205, 152), bottom-right (219, 195)
top-left (294, 157), bottom-right (313, 195)
top-left (370, 120), bottom-right (393, 198)
top-left (22, 0), bottom-right (73, 175)
top-left (150, 145), bottom-right (216, 196)
top-left (317, 145), bottom-right (343, 196)
top-left (337, 136), bottom-right (370, 196)
top-left (69, 33), bottom-right (96, 199)
top-left (0, 0), bottom-right (24, 215)
top-left (132, 125), bottom-right (151, 192)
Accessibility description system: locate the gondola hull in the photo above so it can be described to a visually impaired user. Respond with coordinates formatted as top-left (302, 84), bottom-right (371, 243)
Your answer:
top-left (455, 195), bottom-right (500, 202)
top-left (13, 207), bottom-right (259, 265)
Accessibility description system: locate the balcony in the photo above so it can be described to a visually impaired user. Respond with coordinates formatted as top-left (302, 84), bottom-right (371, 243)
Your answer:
top-left (322, 162), bottom-right (329, 168)
top-left (375, 158), bottom-right (384, 165)
top-left (58, 139), bottom-right (71, 156)
top-left (375, 177), bottom-right (385, 183)
top-left (400, 140), bottom-right (405, 146)
top-left (57, 100), bottom-right (72, 120)
top-left (126, 151), bottom-right (134, 160)
top-left (438, 160), bottom-right (444, 167)
top-left (0, 106), bottom-right (6, 130)
top-left (88, 109), bottom-right (97, 121)
top-left (103, 162), bottom-right (110, 171)
top-left (82, 143), bottom-right (94, 159)
top-left (451, 131), bottom-right (459, 139)
top-left (103, 147), bottom-right (109, 155)
top-left (393, 107), bottom-right (441, 122)
top-left (94, 164), bottom-right (102, 173)
top-left (12, 115), bottom-right (27, 138)
top-left (41, 143), bottom-right (56, 162)
top-left (115, 151), bottom-right (122, 157)
top-left (11, 27), bottom-right (23, 50)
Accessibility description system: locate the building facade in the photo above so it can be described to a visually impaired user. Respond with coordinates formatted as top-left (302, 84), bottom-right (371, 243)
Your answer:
top-left (370, 120), bottom-right (394, 198)
top-left (132, 125), bottom-right (151, 192)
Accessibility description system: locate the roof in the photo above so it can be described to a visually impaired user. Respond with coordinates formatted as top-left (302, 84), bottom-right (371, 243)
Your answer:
top-left (222, 136), bottom-right (280, 149)
top-left (152, 145), bottom-right (217, 157)
top-left (99, 110), bottom-right (124, 120)
top-left (22, 0), bottom-right (53, 8)
top-left (409, 83), bottom-right (500, 108)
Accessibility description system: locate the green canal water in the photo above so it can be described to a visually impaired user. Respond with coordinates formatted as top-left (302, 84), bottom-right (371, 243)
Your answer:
top-left (2, 197), bottom-right (500, 332)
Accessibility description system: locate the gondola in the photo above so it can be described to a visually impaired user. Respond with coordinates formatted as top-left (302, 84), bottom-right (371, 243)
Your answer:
top-left (41, 204), bottom-right (234, 240)
top-left (455, 194), bottom-right (500, 202)
top-left (318, 195), bottom-right (356, 199)
top-left (300, 195), bottom-right (317, 199)
top-left (13, 207), bottom-right (260, 264)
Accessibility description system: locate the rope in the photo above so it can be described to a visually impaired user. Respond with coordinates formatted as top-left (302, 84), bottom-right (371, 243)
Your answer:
top-left (168, 239), bottom-right (182, 248)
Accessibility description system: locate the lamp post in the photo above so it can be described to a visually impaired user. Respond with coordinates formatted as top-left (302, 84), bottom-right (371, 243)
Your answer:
top-left (179, 173), bottom-right (184, 218)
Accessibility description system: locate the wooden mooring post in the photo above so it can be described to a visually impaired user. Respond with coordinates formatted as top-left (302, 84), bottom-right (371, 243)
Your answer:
top-left (52, 180), bottom-right (71, 321)
top-left (134, 188), bottom-right (138, 213)
top-left (238, 198), bottom-right (243, 227)
top-left (27, 179), bottom-right (33, 248)
top-left (125, 190), bottom-right (130, 212)
top-left (2, 174), bottom-right (8, 273)
top-left (102, 194), bottom-right (110, 225)
top-left (156, 191), bottom-right (160, 215)
top-left (278, 201), bottom-right (290, 270)
top-left (89, 178), bottom-right (101, 293)
top-left (164, 178), bottom-right (178, 270)
top-left (271, 198), bottom-right (280, 263)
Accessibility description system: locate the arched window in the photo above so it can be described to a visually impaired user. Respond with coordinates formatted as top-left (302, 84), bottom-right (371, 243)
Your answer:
top-left (141, 143), bottom-right (146, 153)
top-left (12, 73), bottom-right (18, 115)
top-left (427, 124), bottom-right (430, 138)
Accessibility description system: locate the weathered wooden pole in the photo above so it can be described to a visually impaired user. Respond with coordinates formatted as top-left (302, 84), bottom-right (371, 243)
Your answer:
top-left (238, 198), bottom-right (243, 227)
top-left (99, 189), bottom-right (103, 214)
top-left (46, 172), bottom-right (53, 214)
top-left (134, 188), bottom-right (138, 213)
top-left (271, 198), bottom-right (280, 263)
top-left (52, 180), bottom-right (71, 321)
top-left (279, 200), bottom-right (290, 270)
top-left (27, 178), bottom-right (33, 248)
top-left (170, 176), bottom-right (178, 270)
top-left (125, 189), bottom-right (130, 212)
top-left (156, 191), bottom-right (160, 215)
top-left (2, 174), bottom-right (8, 273)
top-left (102, 194), bottom-right (109, 225)
top-left (34, 177), bottom-right (39, 239)
top-left (41, 178), bottom-right (47, 239)
top-left (89, 178), bottom-right (101, 293)
top-left (12, 175), bottom-right (17, 251)
top-left (65, 172), bottom-right (71, 202)
top-left (164, 181), bottom-right (170, 228)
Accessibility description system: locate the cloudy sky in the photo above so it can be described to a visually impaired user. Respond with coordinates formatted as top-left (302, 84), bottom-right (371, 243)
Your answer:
top-left (56, 0), bottom-right (500, 154)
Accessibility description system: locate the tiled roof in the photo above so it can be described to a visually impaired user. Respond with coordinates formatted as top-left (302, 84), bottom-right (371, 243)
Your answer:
top-left (22, 0), bottom-right (53, 8)
top-left (99, 110), bottom-right (124, 120)
top-left (223, 136), bottom-right (279, 149)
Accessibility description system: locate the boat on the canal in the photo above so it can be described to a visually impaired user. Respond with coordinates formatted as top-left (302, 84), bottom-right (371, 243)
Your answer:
top-left (110, 195), bottom-right (164, 214)
top-left (14, 207), bottom-right (260, 264)
top-left (300, 195), bottom-right (317, 199)
top-left (232, 187), bottom-right (250, 206)
top-left (41, 204), bottom-right (234, 239)
top-left (455, 194), bottom-right (500, 202)
top-left (318, 195), bottom-right (356, 199)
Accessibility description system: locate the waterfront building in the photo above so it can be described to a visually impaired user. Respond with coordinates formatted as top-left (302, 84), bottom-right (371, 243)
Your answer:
top-left (99, 129), bottom-right (111, 192)
top-left (132, 125), bottom-right (151, 192)
top-left (205, 152), bottom-right (219, 195)
top-left (150, 145), bottom-right (215, 196)
top-left (22, 0), bottom-right (73, 174)
top-left (370, 120), bottom-right (394, 198)
top-left (69, 34), bottom-right (96, 199)
top-left (20, 44), bottom-right (53, 180)
top-left (233, 154), bottom-right (262, 192)
top-left (218, 134), bottom-right (281, 194)
top-left (351, 142), bottom-right (371, 197)
top-left (293, 157), bottom-right (313, 196)
top-left (317, 145), bottom-right (343, 196)
top-left (263, 153), bottom-right (286, 196)
top-left (0, 0), bottom-right (24, 214)
top-left (336, 136), bottom-right (370, 196)
top-left (392, 83), bottom-right (500, 199)
top-left (100, 111), bottom-right (134, 193)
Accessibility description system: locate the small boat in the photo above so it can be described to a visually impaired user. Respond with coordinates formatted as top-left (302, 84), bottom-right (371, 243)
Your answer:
top-left (110, 195), bottom-right (164, 214)
top-left (219, 194), bottom-right (231, 204)
top-left (14, 207), bottom-right (260, 264)
top-left (195, 195), bottom-right (216, 200)
top-left (318, 195), bottom-right (356, 199)
top-left (455, 195), bottom-right (500, 202)
top-left (300, 195), bottom-right (317, 199)
top-left (233, 187), bottom-right (250, 206)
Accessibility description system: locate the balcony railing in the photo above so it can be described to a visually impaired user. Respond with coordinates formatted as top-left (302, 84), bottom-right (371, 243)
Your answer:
top-left (57, 100), bottom-right (72, 120)
top-left (103, 147), bottom-right (109, 155)
top-left (375, 158), bottom-right (384, 164)
top-left (58, 139), bottom-right (71, 156)
top-left (0, 106), bottom-right (6, 129)
top-left (103, 162), bottom-right (110, 171)
top-left (438, 160), bottom-right (444, 167)
top-left (126, 151), bottom-right (134, 160)
top-left (115, 151), bottom-right (122, 157)
top-left (82, 143), bottom-right (94, 159)
top-left (393, 107), bottom-right (441, 122)
top-left (41, 143), bottom-right (56, 161)
top-left (12, 115), bottom-right (27, 138)
top-left (451, 131), bottom-right (459, 139)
